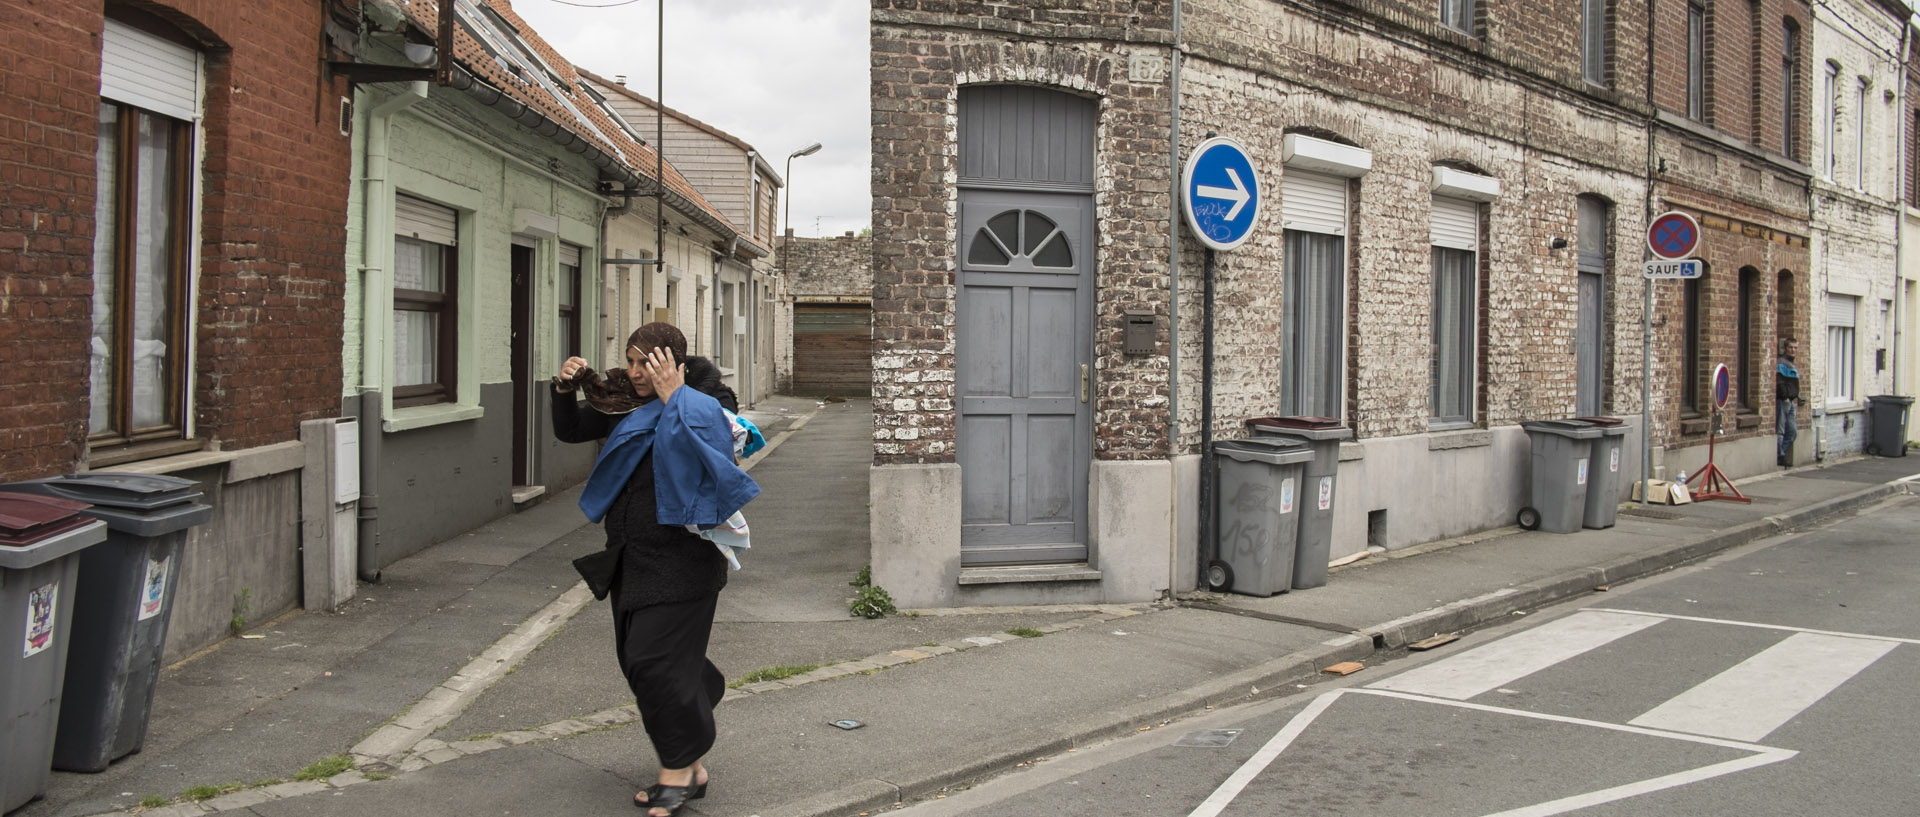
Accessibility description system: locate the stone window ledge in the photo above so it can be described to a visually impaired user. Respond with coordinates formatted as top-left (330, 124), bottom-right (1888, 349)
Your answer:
top-left (1428, 429), bottom-right (1492, 450)
top-left (958, 564), bottom-right (1102, 585)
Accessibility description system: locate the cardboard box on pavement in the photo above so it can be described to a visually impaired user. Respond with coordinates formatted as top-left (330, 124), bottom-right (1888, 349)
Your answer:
top-left (1630, 479), bottom-right (1692, 505)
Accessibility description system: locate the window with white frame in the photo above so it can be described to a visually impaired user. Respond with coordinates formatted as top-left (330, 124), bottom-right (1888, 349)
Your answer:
top-left (557, 243), bottom-right (582, 362)
top-left (90, 19), bottom-right (201, 450)
top-left (393, 195), bottom-right (459, 408)
top-left (1581, 0), bottom-right (1608, 86)
top-left (1826, 294), bottom-right (1856, 404)
top-left (1855, 78), bottom-right (1868, 191)
top-left (1687, 1), bottom-right (1707, 121)
top-left (1823, 62), bottom-right (1839, 180)
top-left (1431, 196), bottom-right (1478, 425)
top-left (1782, 21), bottom-right (1800, 157)
top-left (1280, 169), bottom-right (1349, 418)
top-left (1440, 0), bottom-right (1475, 33)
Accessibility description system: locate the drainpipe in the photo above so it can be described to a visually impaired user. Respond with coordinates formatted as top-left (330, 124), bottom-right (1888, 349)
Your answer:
top-left (1894, 22), bottom-right (1909, 397)
top-left (357, 80), bottom-right (428, 582)
top-left (1167, 0), bottom-right (1185, 593)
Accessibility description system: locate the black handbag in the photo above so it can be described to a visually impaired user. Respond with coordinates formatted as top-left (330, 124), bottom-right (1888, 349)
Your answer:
top-left (572, 546), bottom-right (621, 601)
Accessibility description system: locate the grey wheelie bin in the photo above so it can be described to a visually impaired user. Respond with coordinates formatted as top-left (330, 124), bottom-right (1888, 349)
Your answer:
top-left (1518, 420), bottom-right (1602, 534)
top-left (1245, 417), bottom-right (1352, 589)
top-left (1209, 438), bottom-right (1312, 597)
top-left (1, 473), bottom-right (211, 773)
top-left (1575, 417), bottom-right (1630, 529)
top-left (0, 492), bottom-right (108, 812)
top-left (1865, 395), bottom-right (1912, 457)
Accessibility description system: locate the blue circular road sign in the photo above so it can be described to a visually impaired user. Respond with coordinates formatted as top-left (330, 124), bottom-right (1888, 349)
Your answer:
top-left (1648, 211), bottom-right (1701, 260)
top-left (1182, 137), bottom-right (1262, 252)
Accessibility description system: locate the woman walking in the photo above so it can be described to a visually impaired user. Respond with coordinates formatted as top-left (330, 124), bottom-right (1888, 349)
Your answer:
top-left (551, 322), bottom-right (758, 815)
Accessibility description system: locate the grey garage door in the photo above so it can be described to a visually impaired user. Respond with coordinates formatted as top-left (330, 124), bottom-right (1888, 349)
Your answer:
top-left (792, 303), bottom-right (872, 397)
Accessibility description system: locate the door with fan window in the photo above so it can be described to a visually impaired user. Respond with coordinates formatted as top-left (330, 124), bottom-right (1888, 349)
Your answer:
top-left (956, 191), bottom-right (1092, 565)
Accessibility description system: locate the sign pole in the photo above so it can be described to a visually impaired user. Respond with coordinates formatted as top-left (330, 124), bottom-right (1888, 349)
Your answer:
top-left (1638, 211), bottom-right (1702, 506)
top-left (1639, 248), bottom-right (1661, 509)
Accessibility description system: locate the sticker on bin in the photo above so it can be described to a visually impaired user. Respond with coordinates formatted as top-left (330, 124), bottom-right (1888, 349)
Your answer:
top-left (24, 581), bottom-right (57, 658)
top-left (1577, 458), bottom-right (1589, 486)
top-left (1610, 448), bottom-right (1621, 473)
top-left (1280, 477), bottom-right (1296, 514)
top-left (138, 555), bottom-right (171, 621)
top-left (1318, 477), bottom-right (1334, 511)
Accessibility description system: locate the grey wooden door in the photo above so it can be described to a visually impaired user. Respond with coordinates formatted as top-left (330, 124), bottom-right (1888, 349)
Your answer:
top-left (957, 191), bottom-right (1092, 565)
top-left (1576, 271), bottom-right (1604, 417)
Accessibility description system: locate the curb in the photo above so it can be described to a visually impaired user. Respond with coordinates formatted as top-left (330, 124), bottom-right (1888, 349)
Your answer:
top-left (771, 479), bottom-right (1912, 817)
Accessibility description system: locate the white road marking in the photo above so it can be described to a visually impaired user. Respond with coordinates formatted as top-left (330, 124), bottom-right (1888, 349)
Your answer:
top-left (1366, 610), bottom-right (1663, 699)
top-left (1583, 607), bottom-right (1920, 645)
top-left (1628, 632), bottom-right (1897, 742)
top-left (1187, 688), bottom-right (1796, 817)
top-left (1186, 690), bottom-right (1341, 817)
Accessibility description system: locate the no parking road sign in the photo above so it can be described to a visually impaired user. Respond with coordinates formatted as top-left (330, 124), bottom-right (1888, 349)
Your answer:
top-left (1182, 137), bottom-right (1262, 252)
top-left (1647, 211), bottom-right (1701, 260)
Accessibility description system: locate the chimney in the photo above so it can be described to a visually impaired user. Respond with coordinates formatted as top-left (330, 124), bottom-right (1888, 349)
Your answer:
top-left (844, 231), bottom-right (854, 237)
top-left (615, 74), bottom-right (628, 86)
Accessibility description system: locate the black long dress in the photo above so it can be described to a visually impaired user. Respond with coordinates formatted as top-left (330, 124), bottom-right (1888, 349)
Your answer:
top-left (550, 356), bottom-right (736, 769)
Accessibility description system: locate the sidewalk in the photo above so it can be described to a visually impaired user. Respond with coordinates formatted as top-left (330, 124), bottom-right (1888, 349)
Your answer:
top-left (17, 413), bottom-right (1918, 817)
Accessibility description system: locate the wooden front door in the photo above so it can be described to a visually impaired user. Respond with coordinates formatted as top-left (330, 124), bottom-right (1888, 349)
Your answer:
top-left (956, 191), bottom-right (1093, 565)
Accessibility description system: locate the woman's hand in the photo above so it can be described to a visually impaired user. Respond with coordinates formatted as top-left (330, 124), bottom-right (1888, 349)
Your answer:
top-left (554, 356), bottom-right (589, 392)
top-left (639, 346), bottom-right (685, 403)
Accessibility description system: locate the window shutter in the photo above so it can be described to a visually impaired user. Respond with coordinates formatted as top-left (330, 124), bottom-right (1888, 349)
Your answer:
top-left (1826, 294), bottom-right (1856, 327)
top-left (557, 242), bottom-right (582, 268)
top-left (101, 20), bottom-right (200, 122)
top-left (395, 195), bottom-right (458, 246)
top-left (1577, 197), bottom-right (1608, 272)
top-left (1430, 197), bottom-right (1477, 250)
top-left (1280, 170), bottom-right (1347, 235)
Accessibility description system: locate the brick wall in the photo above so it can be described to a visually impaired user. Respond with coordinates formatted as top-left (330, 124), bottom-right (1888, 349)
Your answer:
top-left (779, 233), bottom-right (873, 301)
top-left (0, 0), bottom-right (100, 476)
top-left (0, 0), bottom-right (351, 480)
top-left (872, 3), bottom-right (1178, 463)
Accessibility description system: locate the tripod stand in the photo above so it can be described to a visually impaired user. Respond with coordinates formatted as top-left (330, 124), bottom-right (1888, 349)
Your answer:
top-left (1685, 408), bottom-right (1750, 503)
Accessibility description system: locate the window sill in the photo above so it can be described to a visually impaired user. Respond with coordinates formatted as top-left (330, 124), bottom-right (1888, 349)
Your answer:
top-left (1680, 417), bottom-right (1710, 435)
top-left (957, 564), bottom-right (1102, 585)
top-left (85, 438), bottom-right (209, 470)
top-left (86, 445), bottom-right (235, 476)
top-left (1428, 428), bottom-right (1492, 450)
top-left (1734, 411), bottom-right (1761, 429)
top-left (1824, 401), bottom-right (1865, 414)
top-left (385, 402), bottom-right (485, 433)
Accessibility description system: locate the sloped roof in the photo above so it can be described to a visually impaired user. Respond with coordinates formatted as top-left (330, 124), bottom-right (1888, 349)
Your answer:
top-left (577, 67), bottom-right (783, 184)
top-left (395, 0), bottom-right (743, 241)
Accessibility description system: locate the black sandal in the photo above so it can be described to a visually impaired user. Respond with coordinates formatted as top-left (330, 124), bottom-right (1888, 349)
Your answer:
top-left (634, 777), bottom-right (707, 813)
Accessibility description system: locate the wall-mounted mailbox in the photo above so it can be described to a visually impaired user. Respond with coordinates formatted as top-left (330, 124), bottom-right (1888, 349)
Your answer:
top-left (1124, 310), bottom-right (1157, 355)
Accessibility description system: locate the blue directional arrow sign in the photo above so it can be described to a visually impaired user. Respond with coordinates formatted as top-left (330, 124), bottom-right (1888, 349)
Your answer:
top-left (1183, 137), bottom-right (1262, 252)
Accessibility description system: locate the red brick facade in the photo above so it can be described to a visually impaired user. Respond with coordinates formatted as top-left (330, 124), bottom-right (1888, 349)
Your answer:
top-left (0, 0), bottom-right (352, 480)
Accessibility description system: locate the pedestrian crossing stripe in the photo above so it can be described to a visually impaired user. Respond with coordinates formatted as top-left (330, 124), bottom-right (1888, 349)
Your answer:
top-left (1582, 607), bottom-right (1920, 644)
top-left (1186, 688), bottom-right (1798, 817)
top-left (1627, 632), bottom-right (1898, 742)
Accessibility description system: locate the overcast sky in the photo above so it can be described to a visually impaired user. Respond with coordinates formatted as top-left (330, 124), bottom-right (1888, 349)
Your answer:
top-left (511, 0), bottom-right (871, 238)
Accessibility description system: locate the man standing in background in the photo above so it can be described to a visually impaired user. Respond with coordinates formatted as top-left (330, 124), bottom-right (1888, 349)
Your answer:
top-left (1777, 339), bottom-right (1802, 466)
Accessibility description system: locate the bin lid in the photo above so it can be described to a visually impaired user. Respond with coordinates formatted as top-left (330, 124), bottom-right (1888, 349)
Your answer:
top-left (1245, 416), bottom-right (1353, 441)
top-left (0, 491), bottom-right (95, 547)
top-left (1214, 438), bottom-right (1313, 465)
top-left (1573, 416), bottom-right (1625, 427)
top-left (1867, 394), bottom-right (1915, 406)
top-left (13, 472), bottom-right (203, 510)
top-left (1520, 419), bottom-right (1603, 439)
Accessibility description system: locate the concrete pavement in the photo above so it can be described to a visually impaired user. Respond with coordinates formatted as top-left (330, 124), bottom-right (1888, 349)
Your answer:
top-left (15, 402), bottom-right (1919, 817)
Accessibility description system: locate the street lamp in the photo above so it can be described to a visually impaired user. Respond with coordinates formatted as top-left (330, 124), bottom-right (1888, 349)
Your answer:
top-left (782, 142), bottom-right (822, 278)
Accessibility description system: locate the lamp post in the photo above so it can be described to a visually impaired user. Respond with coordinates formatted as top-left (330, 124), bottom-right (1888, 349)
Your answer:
top-left (781, 142), bottom-right (822, 278)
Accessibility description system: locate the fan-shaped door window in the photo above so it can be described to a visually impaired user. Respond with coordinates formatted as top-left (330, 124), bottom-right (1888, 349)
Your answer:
top-left (967, 209), bottom-right (1074, 268)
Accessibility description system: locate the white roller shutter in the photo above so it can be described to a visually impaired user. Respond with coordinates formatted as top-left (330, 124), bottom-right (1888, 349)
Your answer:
top-left (1826, 294), bottom-right (1856, 327)
top-left (1280, 169), bottom-right (1347, 235)
top-left (557, 243), bottom-right (582, 268)
top-left (101, 19), bottom-right (201, 122)
top-left (1431, 197), bottom-right (1478, 250)
top-left (395, 195), bottom-right (457, 246)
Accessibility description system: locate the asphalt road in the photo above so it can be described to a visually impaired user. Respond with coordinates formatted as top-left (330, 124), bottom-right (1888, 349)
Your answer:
top-left (896, 494), bottom-right (1920, 817)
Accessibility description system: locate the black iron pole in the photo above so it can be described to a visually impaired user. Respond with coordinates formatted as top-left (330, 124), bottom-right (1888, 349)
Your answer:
top-left (1199, 248), bottom-right (1216, 587)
